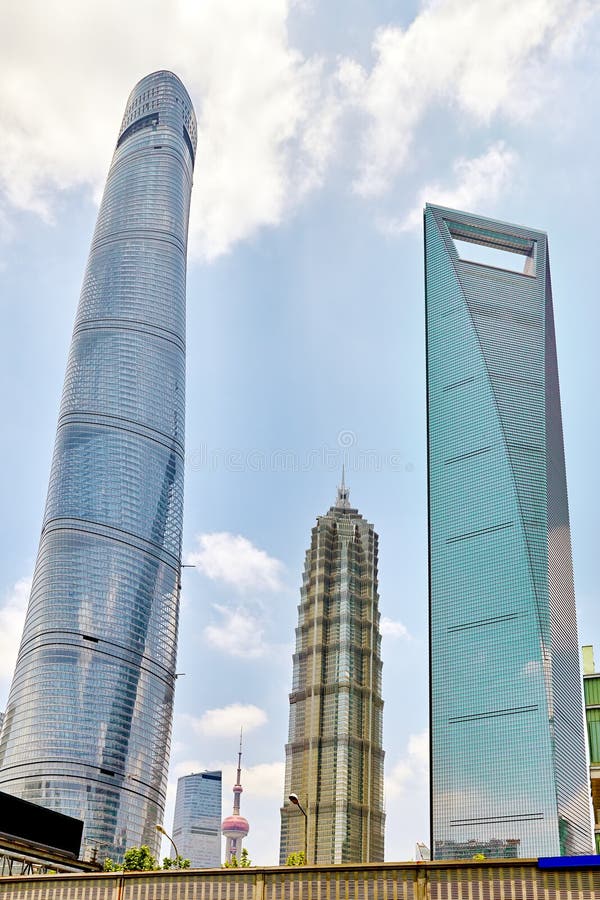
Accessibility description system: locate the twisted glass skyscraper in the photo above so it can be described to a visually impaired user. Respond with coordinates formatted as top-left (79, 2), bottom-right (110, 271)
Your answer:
top-left (280, 477), bottom-right (385, 864)
top-left (0, 71), bottom-right (196, 860)
top-left (425, 205), bottom-right (592, 859)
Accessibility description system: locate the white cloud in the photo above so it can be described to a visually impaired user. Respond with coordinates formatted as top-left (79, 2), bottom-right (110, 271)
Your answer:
top-left (342, 0), bottom-right (594, 197)
top-left (0, 576), bottom-right (31, 684)
top-left (384, 729), bottom-right (430, 860)
top-left (186, 27), bottom-right (333, 260)
top-left (241, 761), bottom-right (285, 798)
top-left (204, 604), bottom-right (267, 659)
top-left (187, 532), bottom-right (284, 593)
top-left (380, 616), bottom-right (411, 639)
top-left (386, 729), bottom-right (429, 799)
top-left (387, 141), bottom-right (517, 233)
top-left (188, 533), bottom-right (288, 659)
top-left (0, 0), bottom-right (335, 260)
top-left (172, 758), bottom-right (283, 798)
top-left (1, 1), bottom-right (594, 258)
top-left (184, 703), bottom-right (268, 738)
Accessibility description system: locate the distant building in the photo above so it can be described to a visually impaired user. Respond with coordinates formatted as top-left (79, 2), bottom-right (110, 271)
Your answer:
top-left (221, 736), bottom-right (249, 863)
top-left (172, 772), bottom-right (222, 868)
top-left (279, 474), bottom-right (385, 864)
top-left (582, 645), bottom-right (600, 853)
top-left (415, 842), bottom-right (430, 861)
top-left (425, 205), bottom-right (592, 858)
top-left (435, 838), bottom-right (520, 860)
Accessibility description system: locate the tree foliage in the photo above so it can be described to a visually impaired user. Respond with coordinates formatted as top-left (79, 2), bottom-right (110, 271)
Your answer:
top-left (285, 851), bottom-right (306, 866)
top-left (162, 855), bottom-right (191, 869)
top-left (103, 846), bottom-right (190, 872)
top-left (224, 848), bottom-right (252, 868)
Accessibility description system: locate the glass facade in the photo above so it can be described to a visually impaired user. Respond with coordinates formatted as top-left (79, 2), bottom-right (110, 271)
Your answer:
top-left (172, 772), bottom-right (222, 868)
top-left (0, 71), bottom-right (196, 861)
top-left (279, 478), bottom-right (385, 864)
top-left (582, 646), bottom-right (600, 852)
top-left (425, 205), bottom-right (592, 859)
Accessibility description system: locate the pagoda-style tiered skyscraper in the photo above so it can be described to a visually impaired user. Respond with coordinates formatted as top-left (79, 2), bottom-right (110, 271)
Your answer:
top-left (425, 204), bottom-right (592, 859)
top-left (280, 476), bottom-right (385, 864)
top-left (0, 71), bottom-right (196, 861)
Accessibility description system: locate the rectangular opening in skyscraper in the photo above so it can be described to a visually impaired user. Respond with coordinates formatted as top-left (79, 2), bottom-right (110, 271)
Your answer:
top-left (448, 221), bottom-right (536, 276)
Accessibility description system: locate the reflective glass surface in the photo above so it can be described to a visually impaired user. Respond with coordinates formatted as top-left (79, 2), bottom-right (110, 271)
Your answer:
top-left (425, 205), bottom-right (592, 858)
top-left (0, 71), bottom-right (196, 861)
top-left (172, 772), bottom-right (222, 868)
top-left (279, 485), bottom-right (385, 864)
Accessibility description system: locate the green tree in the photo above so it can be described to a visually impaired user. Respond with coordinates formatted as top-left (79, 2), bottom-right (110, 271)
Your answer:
top-left (123, 846), bottom-right (159, 871)
top-left (223, 848), bottom-right (252, 868)
top-left (285, 851), bottom-right (306, 866)
top-left (104, 845), bottom-right (184, 872)
top-left (162, 855), bottom-right (191, 869)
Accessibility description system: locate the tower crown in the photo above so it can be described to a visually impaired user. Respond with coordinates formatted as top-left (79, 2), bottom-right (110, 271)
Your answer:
top-left (335, 466), bottom-right (351, 509)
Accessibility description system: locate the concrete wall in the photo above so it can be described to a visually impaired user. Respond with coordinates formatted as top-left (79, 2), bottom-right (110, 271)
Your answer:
top-left (1, 859), bottom-right (600, 900)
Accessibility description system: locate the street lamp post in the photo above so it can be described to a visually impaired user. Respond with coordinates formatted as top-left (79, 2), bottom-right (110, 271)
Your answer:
top-left (88, 842), bottom-right (110, 867)
top-left (156, 824), bottom-right (180, 867)
top-left (289, 793), bottom-right (308, 864)
top-left (177, 562), bottom-right (196, 591)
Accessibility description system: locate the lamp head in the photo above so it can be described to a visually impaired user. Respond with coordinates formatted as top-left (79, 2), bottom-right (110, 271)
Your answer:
top-left (289, 793), bottom-right (299, 805)
top-left (156, 824), bottom-right (166, 835)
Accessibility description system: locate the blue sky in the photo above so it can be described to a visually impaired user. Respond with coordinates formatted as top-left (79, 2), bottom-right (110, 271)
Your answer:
top-left (1, 0), bottom-right (600, 865)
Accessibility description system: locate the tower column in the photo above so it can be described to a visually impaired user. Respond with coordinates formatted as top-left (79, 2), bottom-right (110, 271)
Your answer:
top-left (222, 733), bottom-right (249, 863)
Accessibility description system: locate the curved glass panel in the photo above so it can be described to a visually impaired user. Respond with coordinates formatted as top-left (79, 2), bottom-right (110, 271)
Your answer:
top-left (0, 71), bottom-right (196, 861)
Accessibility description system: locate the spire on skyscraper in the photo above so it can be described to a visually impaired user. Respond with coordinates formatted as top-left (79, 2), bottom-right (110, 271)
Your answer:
top-left (233, 729), bottom-right (242, 815)
top-left (335, 465), bottom-right (351, 509)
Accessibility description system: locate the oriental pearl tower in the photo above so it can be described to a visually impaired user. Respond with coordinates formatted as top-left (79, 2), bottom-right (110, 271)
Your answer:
top-left (222, 732), bottom-right (249, 863)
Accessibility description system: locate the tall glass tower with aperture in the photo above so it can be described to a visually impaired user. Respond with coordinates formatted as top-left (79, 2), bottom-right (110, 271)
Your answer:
top-left (279, 476), bottom-right (385, 864)
top-left (0, 71), bottom-right (196, 861)
top-left (425, 204), bottom-right (592, 859)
